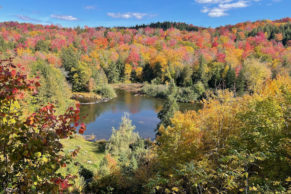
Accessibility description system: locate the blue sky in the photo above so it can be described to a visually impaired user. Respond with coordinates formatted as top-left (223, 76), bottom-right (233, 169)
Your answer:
top-left (0, 0), bottom-right (289, 28)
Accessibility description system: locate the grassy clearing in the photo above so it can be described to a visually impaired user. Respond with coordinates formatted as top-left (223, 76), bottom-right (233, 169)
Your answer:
top-left (59, 135), bottom-right (105, 177)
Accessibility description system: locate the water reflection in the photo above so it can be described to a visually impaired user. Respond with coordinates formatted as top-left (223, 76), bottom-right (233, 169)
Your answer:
top-left (79, 90), bottom-right (198, 140)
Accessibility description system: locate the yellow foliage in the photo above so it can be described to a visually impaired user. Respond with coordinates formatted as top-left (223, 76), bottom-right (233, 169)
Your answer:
top-left (90, 50), bottom-right (99, 60)
top-left (29, 31), bottom-right (40, 37)
top-left (135, 67), bottom-right (143, 79)
top-left (124, 63), bottom-right (132, 82)
top-left (243, 58), bottom-right (272, 91)
top-left (17, 47), bottom-right (32, 56)
top-left (156, 75), bottom-right (291, 176)
top-left (225, 48), bottom-right (243, 68)
top-left (150, 52), bottom-right (168, 72)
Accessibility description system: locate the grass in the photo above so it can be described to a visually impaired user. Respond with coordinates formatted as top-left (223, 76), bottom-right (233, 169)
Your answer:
top-left (59, 134), bottom-right (105, 177)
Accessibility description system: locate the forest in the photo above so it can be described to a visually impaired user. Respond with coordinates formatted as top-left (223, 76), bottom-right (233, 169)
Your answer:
top-left (0, 17), bottom-right (290, 193)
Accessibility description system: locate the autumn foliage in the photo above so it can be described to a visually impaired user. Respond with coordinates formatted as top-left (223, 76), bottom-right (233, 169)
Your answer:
top-left (154, 75), bottom-right (291, 193)
top-left (0, 58), bottom-right (85, 192)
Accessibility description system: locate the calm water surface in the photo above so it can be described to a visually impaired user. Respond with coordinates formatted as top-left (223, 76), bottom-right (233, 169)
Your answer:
top-left (80, 90), bottom-right (198, 140)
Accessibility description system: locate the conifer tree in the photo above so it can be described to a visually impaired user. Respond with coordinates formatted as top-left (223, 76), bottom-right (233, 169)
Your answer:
top-left (225, 65), bottom-right (236, 91)
top-left (156, 79), bottom-right (179, 136)
top-left (236, 70), bottom-right (246, 96)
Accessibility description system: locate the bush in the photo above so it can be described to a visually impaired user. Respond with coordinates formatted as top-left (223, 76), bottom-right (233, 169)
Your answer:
top-left (142, 83), bottom-right (168, 98)
top-left (143, 83), bottom-right (200, 103)
top-left (94, 85), bottom-right (117, 99)
top-left (177, 87), bottom-right (198, 103)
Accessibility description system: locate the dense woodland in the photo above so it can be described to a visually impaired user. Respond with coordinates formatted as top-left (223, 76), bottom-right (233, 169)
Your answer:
top-left (0, 18), bottom-right (290, 193)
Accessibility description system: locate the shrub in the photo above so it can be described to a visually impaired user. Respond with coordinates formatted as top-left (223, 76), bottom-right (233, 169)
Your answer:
top-left (94, 85), bottom-right (117, 99)
top-left (142, 83), bottom-right (168, 98)
top-left (177, 87), bottom-right (198, 103)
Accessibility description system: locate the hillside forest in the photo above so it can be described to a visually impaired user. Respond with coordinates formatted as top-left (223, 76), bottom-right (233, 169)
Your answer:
top-left (0, 18), bottom-right (291, 193)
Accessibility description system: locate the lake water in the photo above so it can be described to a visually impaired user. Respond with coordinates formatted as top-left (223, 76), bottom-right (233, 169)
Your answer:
top-left (79, 90), bottom-right (199, 140)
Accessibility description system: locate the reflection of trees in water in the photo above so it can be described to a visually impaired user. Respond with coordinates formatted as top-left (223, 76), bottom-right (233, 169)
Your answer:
top-left (79, 102), bottom-right (112, 124)
top-left (79, 90), bottom-right (199, 125)
top-left (125, 91), bottom-right (142, 114)
top-left (153, 103), bottom-right (163, 113)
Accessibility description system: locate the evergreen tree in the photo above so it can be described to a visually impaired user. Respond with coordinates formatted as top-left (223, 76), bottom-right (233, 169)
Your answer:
top-left (98, 114), bottom-right (147, 179)
top-left (236, 70), bottom-right (247, 96)
top-left (60, 46), bottom-right (90, 92)
top-left (106, 62), bottom-right (120, 83)
top-left (28, 60), bottom-right (73, 114)
top-left (208, 65), bottom-right (223, 89)
top-left (35, 40), bottom-right (49, 52)
top-left (156, 79), bottom-right (179, 135)
top-left (142, 63), bottom-right (155, 82)
top-left (176, 66), bottom-right (193, 87)
top-left (106, 114), bottom-right (139, 157)
top-left (225, 65), bottom-right (236, 91)
top-left (60, 46), bottom-right (79, 72)
top-left (192, 55), bottom-right (209, 85)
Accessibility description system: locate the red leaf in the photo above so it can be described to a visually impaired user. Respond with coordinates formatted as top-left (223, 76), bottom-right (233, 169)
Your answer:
top-left (74, 122), bottom-right (79, 127)
top-left (79, 123), bottom-right (86, 134)
top-left (11, 70), bottom-right (16, 77)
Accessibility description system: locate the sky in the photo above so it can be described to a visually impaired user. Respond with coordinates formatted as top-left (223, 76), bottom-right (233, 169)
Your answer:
top-left (0, 0), bottom-right (289, 28)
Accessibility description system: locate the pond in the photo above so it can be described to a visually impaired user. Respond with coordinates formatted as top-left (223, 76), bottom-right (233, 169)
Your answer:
top-left (79, 90), bottom-right (199, 140)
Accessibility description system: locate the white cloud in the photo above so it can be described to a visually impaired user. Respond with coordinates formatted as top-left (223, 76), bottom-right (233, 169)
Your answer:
top-left (218, 1), bottom-right (248, 9)
top-left (50, 14), bottom-right (78, 21)
top-left (107, 12), bottom-right (152, 19)
top-left (208, 8), bottom-right (228, 17)
top-left (197, 0), bottom-right (256, 17)
top-left (201, 7), bottom-right (210, 13)
top-left (84, 5), bottom-right (96, 10)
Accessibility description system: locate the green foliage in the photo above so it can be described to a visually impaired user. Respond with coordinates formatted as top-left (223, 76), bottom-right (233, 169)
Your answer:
top-left (142, 64), bottom-right (155, 82)
top-left (86, 114), bottom-right (149, 193)
top-left (0, 36), bottom-right (15, 52)
top-left (176, 87), bottom-right (198, 103)
top-left (176, 66), bottom-right (193, 87)
top-left (106, 114), bottom-right (140, 157)
top-left (94, 85), bottom-right (117, 99)
top-left (248, 23), bottom-right (291, 45)
top-left (236, 70), bottom-right (247, 96)
top-left (192, 56), bottom-right (210, 86)
top-left (225, 65), bottom-right (236, 90)
top-left (193, 81), bottom-right (206, 97)
top-left (35, 40), bottom-right (50, 52)
top-left (142, 82), bottom-right (203, 103)
top-left (131, 21), bottom-right (199, 31)
top-left (156, 80), bottom-right (179, 133)
top-left (61, 47), bottom-right (90, 92)
top-left (61, 46), bottom-right (79, 72)
top-left (92, 68), bottom-right (108, 87)
top-left (142, 83), bottom-right (168, 98)
top-left (106, 62), bottom-right (120, 83)
top-left (28, 60), bottom-right (74, 114)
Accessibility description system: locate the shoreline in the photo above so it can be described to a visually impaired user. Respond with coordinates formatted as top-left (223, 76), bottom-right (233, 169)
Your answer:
top-left (111, 83), bottom-right (144, 94)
